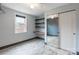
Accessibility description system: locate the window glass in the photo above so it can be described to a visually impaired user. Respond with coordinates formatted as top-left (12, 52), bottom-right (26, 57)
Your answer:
top-left (15, 15), bottom-right (27, 33)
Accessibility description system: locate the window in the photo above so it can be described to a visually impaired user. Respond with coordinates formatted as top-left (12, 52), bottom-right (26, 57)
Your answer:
top-left (15, 15), bottom-right (27, 33)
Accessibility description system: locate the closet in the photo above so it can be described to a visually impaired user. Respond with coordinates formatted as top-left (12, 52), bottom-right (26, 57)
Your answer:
top-left (59, 10), bottom-right (76, 53)
top-left (46, 10), bottom-right (77, 53)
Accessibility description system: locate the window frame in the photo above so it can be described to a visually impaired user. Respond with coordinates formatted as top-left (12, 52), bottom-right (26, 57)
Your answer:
top-left (15, 14), bottom-right (27, 33)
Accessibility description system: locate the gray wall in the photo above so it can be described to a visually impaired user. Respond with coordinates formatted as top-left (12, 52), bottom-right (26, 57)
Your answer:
top-left (45, 4), bottom-right (79, 52)
top-left (0, 6), bottom-right (36, 47)
top-left (47, 18), bottom-right (59, 36)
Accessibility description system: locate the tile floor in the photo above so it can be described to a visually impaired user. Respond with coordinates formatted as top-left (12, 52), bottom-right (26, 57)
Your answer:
top-left (0, 38), bottom-right (75, 55)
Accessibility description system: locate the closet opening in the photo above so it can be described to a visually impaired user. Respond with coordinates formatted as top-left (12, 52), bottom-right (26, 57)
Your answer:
top-left (47, 14), bottom-right (60, 48)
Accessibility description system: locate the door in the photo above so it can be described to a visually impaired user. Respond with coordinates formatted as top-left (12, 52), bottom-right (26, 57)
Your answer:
top-left (59, 11), bottom-right (76, 53)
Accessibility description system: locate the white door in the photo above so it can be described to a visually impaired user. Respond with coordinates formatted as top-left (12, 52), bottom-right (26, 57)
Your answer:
top-left (59, 11), bottom-right (76, 53)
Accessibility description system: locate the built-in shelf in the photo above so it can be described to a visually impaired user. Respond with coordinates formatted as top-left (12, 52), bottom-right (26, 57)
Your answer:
top-left (35, 18), bottom-right (44, 21)
top-left (35, 32), bottom-right (45, 35)
top-left (35, 31), bottom-right (44, 33)
top-left (35, 18), bottom-right (45, 39)
top-left (35, 22), bottom-right (45, 24)
top-left (35, 26), bottom-right (45, 28)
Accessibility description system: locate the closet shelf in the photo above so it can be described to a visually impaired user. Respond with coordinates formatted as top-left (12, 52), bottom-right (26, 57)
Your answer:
top-left (35, 18), bottom-right (45, 38)
top-left (34, 31), bottom-right (44, 33)
top-left (35, 26), bottom-right (45, 28)
top-left (35, 18), bottom-right (44, 21)
top-left (35, 32), bottom-right (45, 35)
top-left (35, 22), bottom-right (45, 24)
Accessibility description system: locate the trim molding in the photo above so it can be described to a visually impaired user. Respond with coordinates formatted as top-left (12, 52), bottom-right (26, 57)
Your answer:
top-left (58, 48), bottom-right (76, 54)
top-left (36, 37), bottom-right (44, 40)
top-left (77, 52), bottom-right (79, 55)
top-left (0, 37), bottom-right (37, 50)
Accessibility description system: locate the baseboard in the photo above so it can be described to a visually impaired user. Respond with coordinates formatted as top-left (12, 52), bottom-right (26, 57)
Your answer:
top-left (47, 34), bottom-right (58, 36)
top-left (0, 37), bottom-right (37, 50)
top-left (58, 48), bottom-right (76, 54)
top-left (36, 37), bottom-right (45, 40)
top-left (77, 52), bottom-right (79, 55)
top-left (44, 42), bottom-right (47, 45)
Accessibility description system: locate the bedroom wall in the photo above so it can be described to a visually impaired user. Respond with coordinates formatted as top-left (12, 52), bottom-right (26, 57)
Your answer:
top-left (0, 6), bottom-right (36, 47)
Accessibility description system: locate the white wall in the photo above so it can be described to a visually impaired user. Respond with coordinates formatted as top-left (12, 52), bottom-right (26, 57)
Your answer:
top-left (45, 4), bottom-right (79, 52)
top-left (36, 14), bottom-right (44, 19)
top-left (0, 6), bottom-right (36, 47)
top-left (76, 10), bottom-right (79, 52)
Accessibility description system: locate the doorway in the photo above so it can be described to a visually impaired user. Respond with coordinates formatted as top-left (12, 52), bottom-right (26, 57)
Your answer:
top-left (46, 14), bottom-right (60, 48)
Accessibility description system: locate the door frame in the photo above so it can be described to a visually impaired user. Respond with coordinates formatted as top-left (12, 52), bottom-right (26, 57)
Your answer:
top-left (45, 14), bottom-right (61, 48)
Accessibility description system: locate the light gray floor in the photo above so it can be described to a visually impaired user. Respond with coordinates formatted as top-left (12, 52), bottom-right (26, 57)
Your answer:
top-left (0, 38), bottom-right (75, 55)
top-left (47, 36), bottom-right (59, 48)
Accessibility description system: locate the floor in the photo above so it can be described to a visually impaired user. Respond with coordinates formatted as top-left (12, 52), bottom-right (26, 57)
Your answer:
top-left (0, 38), bottom-right (75, 55)
top-left (47, 36), bottom-right (59, 48)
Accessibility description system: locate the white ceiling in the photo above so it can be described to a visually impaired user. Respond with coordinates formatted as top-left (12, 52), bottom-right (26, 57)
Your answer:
top-left (2, 3), bottom-right (68, 16)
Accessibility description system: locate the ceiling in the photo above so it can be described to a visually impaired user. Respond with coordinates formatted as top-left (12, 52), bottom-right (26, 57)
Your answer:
top-left (2, 3), bottom-right (68, 17)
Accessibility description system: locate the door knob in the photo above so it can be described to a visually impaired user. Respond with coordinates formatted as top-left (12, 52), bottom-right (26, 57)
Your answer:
top-left (73, 33), bottom-right (76, 35)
